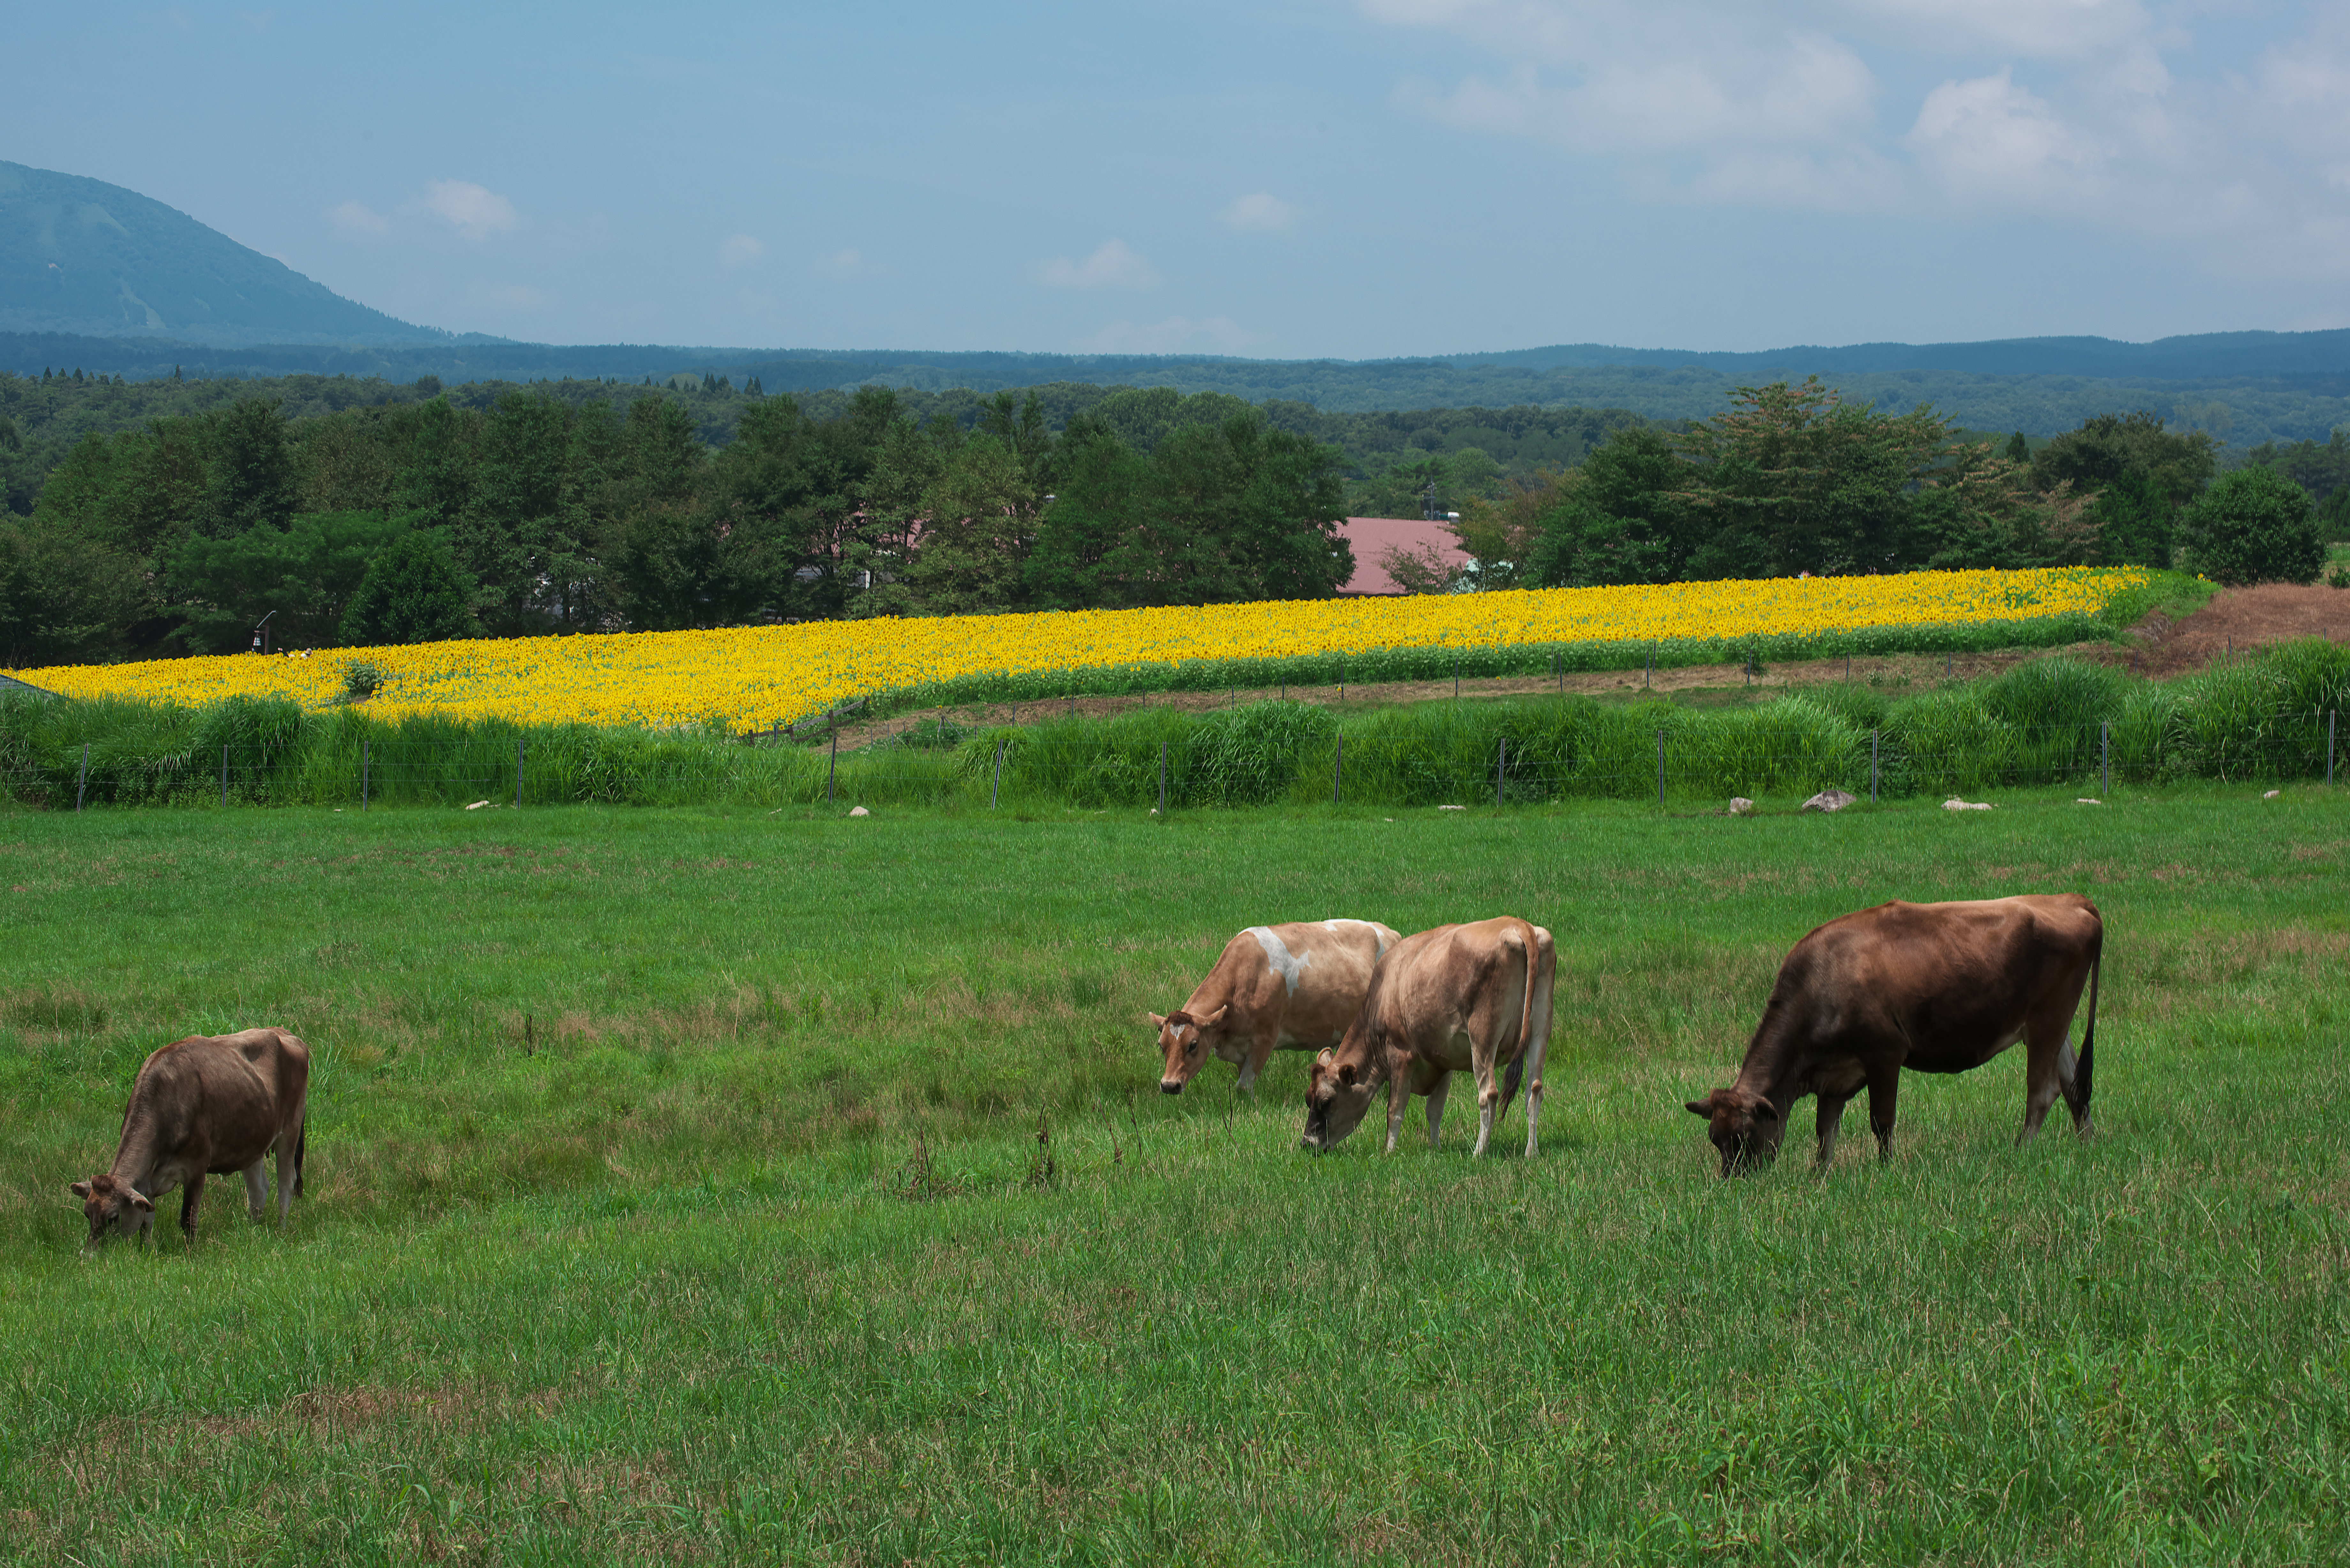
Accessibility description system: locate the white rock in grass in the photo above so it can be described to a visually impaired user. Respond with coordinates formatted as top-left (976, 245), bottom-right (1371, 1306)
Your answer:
top-left (2076, 798), bottom-right (2102, 805)
top-left (849, 805), bottom-right (871, 817)
top-left (1943, 798), bottom-right (1992, 811)
top-left (1728, 798), bottom-right (1755, 816)
top-left (1800, 789), bottom-right (1858, 813)
top-left (1438, 804), bottom-right (1467, 811)
top-left (465, 800), bottom-right (489, 811)
top-left (2264, 789), bottom-right (2281, 799)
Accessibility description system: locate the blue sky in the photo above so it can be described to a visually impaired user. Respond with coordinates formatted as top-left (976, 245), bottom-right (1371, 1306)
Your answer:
top-left (9, 1), bottom-right (2348, 356)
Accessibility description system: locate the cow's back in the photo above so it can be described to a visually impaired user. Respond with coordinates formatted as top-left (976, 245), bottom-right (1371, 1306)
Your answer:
top-left (128, 1029), bottom-right (307, 1173)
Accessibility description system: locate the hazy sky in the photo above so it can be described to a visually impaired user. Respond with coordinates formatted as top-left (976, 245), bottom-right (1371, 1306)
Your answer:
top-left (10, 1), bottom-right (2348, 356)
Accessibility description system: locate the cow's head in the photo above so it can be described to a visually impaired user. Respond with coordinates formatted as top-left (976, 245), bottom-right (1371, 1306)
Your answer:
top-left (1151, 1006), bottom-right (1231, 1094)
top-left (1683, 1088), bottom-right (1784, 1177)
top-left (1300, 1047), bottom-right (1376, 1153)
top-left (70, 1173), bottom-right (154, 1248)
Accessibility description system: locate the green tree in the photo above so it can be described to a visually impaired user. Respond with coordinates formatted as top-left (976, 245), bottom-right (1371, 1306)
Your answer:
top-left (1524, 428), bottom-right (1689, 586)
top-left (0, 519), bottom-right (149, 665)
top-left (167, 510), bottom-right (414, 651)
top-left (2086, 466), bottom-right (2173, 569)
top-left (2031, 411), bottom-right (2215, 510)
top-left (203, 396), bottom-right (298, 538)
top-left (2003, 431), bottom-right (2031, 464)
top-left (2175, 466), bottom-right (2326, 585)
top-left (338, 528), bottom-right (477, 645)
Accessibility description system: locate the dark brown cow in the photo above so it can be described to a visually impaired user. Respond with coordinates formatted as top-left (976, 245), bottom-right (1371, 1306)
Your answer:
top-left (1684, 895), bottom-right (2102, 1176)
top-left (71, 1028), bottom-right (309, 1247)
top-left (1153, 919), bottom-right (1402, 1094)
top-left (1300, 916), bottom-right (1557, 1158)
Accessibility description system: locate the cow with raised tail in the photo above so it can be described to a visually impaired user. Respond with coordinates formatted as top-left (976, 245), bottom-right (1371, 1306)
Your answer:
top-left (71, 1028), bottom-right (309, 1247)
top-left (1153, 919), bottom-right (1403, 1094)
top-left (1684, 895), bottom-right (2103, 1177)
top-left (1300, 917), bottom-right (1557, 1158)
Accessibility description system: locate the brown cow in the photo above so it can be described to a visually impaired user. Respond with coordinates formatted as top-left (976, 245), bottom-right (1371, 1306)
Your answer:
top-left (1153, 919), bottom-right (1403, 1094)
top-left (71, 1028), bottom-right (309, 1247)
top-left (1300, 917), bottom-right (1557, 1158)
top-left (1684, 895), bottom-right (2102, 1177)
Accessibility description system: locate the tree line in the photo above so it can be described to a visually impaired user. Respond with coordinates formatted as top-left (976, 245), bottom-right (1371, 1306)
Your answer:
top-left (0, 383), bottom-right (1351, 665)
top-left (1405, 382), bottom-right (2331, 594)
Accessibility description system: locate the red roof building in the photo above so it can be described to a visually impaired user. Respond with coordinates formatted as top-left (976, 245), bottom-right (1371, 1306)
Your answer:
top-left (1336, 517), bottom-right (1472, 595)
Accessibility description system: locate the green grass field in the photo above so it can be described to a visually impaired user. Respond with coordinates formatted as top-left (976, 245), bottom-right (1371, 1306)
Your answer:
top-left (2, 786), bottom-right (2346, 1564)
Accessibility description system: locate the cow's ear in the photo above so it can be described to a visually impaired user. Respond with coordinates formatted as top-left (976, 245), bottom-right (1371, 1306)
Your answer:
top-left (70, 1181), bottom-right (92, 1199)
top-left (1315, 1048), bottom-right (1335, 1065)
top-left (130, 1192), bottom-right (154, 1211)
top-left (1337, 1063), bottom-right (1357, 1087)
top-left (1683, 1100), bottom-right (1712, 1118)
top-left (1148, 1013), bottom-right (1166, 1030)
top-left (1752, 1103), bottom-right (1780, 1123)
top-left (1201, 1005), bottom-right (1228, 1029)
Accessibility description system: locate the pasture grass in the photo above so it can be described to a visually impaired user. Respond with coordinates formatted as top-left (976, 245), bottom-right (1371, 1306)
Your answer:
top-left (1, 788), bottom-right (2346, 1564)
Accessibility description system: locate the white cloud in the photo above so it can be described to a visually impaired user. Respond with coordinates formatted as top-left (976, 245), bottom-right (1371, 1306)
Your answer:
top-left (326, 200), bottom-right (392, 240)
top-left (1036, 238), bottom-right (1158, 289)
top-left (1219, 192), bottom-right (1299, 232)
top-left (717, 234), bottom-right (766, 268)
top-left (418, 180), bottom-right (520, 241)
top-left (1841, 0), bottom-right (2151, 61)
top-left (812, 247), bottom-right (864, 279)
top-left (1906, 69), bottom-right (2105, 201)
top-left (1079, 315), bottom-right (1252, 353)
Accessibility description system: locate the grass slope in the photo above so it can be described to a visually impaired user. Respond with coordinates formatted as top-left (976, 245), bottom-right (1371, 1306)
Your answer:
top-left (2, 789), bottom-right (2346, 1563)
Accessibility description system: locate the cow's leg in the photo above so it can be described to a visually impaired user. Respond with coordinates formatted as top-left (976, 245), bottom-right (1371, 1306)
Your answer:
top-left (1815, 1095), bottom-right (1850, 1167)
top-left (1235, 1029), bottom-right (1280, 1095)
top-left (241, 1159), bottom-right (268, 1221)
top-left (1866, 1064), bottom-right (1901, 1160)
top-left (1470, 1051), bottom-right (1502, 1160)
top-left (1383, 1075), bottom-right (1409, 1156)
top-left (179, 1172), bottom-right (205, 1242)
top-left (2020, 1020), bottom-right (2066, 1144)
top-left (1423, 1072), bottom-right (1451, 1149)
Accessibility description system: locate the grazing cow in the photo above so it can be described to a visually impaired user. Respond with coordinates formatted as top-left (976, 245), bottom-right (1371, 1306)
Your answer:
top-left (71, 1028), bottom-right (309, 1247)
top-left (1300, 917), bottom-right (1557, 1158)
top-left (1684, 895), bottom-right (2102, 1177)
top-left (1153, 919), bottom-right (1403, 1094)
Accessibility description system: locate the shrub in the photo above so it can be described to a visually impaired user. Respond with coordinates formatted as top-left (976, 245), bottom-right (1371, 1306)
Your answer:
top-left (2176, 468), bottom-right (2325, 585)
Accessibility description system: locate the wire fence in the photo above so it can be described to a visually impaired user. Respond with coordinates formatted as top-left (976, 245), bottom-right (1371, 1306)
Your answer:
top-left (11, 700), bottom-right (2340, 814)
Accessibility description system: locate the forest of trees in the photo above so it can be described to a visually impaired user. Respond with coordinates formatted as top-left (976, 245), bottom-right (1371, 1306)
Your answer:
top-left (0, 364), bottom-right (2327, 668)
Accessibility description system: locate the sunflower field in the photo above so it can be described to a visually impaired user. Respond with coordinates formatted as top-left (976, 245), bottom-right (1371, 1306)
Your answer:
top-left (7, 568), bottom-right (2151, 734)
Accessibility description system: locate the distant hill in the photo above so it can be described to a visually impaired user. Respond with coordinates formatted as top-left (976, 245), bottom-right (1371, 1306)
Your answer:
top-left (7, 158), bottom-right (2350, 442)
top-left (0, 160), bottom-right (448, 346)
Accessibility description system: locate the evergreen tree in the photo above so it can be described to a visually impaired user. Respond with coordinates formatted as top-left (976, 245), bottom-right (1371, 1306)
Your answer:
top-left (339, 528), bottom-right (477, 645)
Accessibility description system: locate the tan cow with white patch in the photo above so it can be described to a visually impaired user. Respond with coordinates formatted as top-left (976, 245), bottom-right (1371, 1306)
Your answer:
top-left (1300, 917), bottom-right (1557, 1158)
top-left (1153, 919), bottom-right (1403, 1094)
top-left (71, 1028), bottom-right (309, 1248)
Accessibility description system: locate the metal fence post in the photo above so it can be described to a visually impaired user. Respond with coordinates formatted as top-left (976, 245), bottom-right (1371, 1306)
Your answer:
top-left (1656, 730), bottom-right (1664, 806)
top-left (1870, 729), bottom-right (1879, 803)
top-left (827, 721), bottom-right (838, 804)
top-left (991, 741), bottom-right (1005, 809)
top-left (1158, 741), bottom-right (1167, 816)
top-left (1332, 735), bottom-right (1344, 806)
top-left (2102, 720), bottom-right (2110, 796)
top-left (221, 744), bottom-right (228, 808)
top-left (1495, 738), bottom-right (1507, 808)
top-left (515, 739), bottom-right (525, 808)
top-left (76, 742), bottom-right (88, 813)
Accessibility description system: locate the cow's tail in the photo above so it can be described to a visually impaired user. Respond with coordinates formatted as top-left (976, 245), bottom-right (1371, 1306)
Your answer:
top-left (2073, 942), bottom-right (2100, 1122)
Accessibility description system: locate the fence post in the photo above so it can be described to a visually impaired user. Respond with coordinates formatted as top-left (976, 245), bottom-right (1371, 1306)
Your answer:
top-left (1655, 729), bottom-right (1664, 806)
top-left (76, 742), bottom-right (88, 813)
top-left (515, 739), bottom-right (525, 808)
top-left (221, 744), bottom-right (229, 808)
top-left (1495, 738), bottom-right (1507, 808)
top-left (2102, 720), bottom-right (2110, 796)
top-left (1870, 729), bottom-right (1879, 803)
top-left (991, 741), bottom-right (1005, 809)
top-left (361, 741), bottom-right (369, 811)
top-left (1158, 741), bottom-right (1167, 816)
top-left (827, 721), bottom-right (838, 804)
top-left (1332, 735), bottom-right (1344, 806)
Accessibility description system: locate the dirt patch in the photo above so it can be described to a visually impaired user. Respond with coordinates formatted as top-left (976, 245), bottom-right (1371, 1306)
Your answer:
top-left (2117, 583), bottom-right (2350, 676)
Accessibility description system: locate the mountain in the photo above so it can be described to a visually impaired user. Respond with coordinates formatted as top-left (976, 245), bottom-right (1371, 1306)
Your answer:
top-left (0, 160), bottom-right (446, 346)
